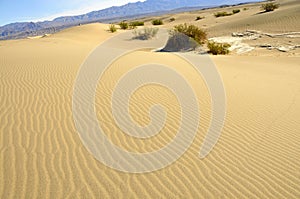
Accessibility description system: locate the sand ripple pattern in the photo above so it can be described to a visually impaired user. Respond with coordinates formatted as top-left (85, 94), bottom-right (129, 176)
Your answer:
top-left (1, 22), bottom-right (300, 198)
top-left (72, 29), bottom-right (226, 173)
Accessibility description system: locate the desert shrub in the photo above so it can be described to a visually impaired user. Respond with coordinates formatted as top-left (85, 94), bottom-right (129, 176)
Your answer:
top-left (207, 41), bottom-right (231, 55)
top-left (261, 3), bottom-right (279, 12)
top-left (170, 18), bottom-right (176, 22)
top-left (162, 32), bottom-right (199, 52)
top-left (132, 27), bottom-right (159, 40)
top-left (152, 19), bottom-right (163, 25)
top-left (195, 16), bottom-right (204, 21)
top-left (243, 8), bottom-right (248, 11)
top-left (173, 23), bottom-right (207, 44)
top-left (109, 24), bottom-right (117, 33)
top-left (214, 12), bottom-right (232, 17)
top-left (232, 9), bottom-right (240, 14)
top-left (129, 21), bottom-right (144, 28)
top-left (119, 22), bottom-right (128, 30)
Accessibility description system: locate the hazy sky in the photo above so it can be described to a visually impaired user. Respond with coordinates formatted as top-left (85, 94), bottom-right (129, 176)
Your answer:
top-left (0, 0), bottom-right (144, 26)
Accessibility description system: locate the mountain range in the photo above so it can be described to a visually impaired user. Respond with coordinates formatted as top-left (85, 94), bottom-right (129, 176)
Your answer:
top-left (0, 0), bottom-right (260, 40)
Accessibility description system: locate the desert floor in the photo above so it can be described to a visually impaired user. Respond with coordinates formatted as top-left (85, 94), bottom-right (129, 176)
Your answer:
top-left (0, 0), bottom-right (300, 198)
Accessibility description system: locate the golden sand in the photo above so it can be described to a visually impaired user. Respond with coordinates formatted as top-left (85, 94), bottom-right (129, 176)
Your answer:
top-left (0, 0), bottom-right (300, 198)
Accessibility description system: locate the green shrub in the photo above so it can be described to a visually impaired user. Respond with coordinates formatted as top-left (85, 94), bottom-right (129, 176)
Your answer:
top-left (243, 8), bottom-right (248, 11)
top-left (261, 3), bottom-right (279, 12)
top-left (152, 19), bottom-right (163, 25)
top-left (119, 22), bottom-right (128, 30)
top-left (214, 12), bottom-right (232, 17)
top-left (173, 23), bottom-right (207, 44)
top-left (129, 21), bottom-right (144, 28)
top-left (170, 18), bottom-right (176, 22)
top-left (132, 27), bottom-right (159, 40)
top-left (232, 9), bottom-right (241, 14)
top-left (207, 42), bottom-right (231, 55)
top-left (195, 16), bottom-right (204, 21)
top-left (109, 24), bottom-right (117, 33)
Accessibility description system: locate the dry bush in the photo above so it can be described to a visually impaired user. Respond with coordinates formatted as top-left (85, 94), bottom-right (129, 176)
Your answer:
top-left (214, 12), bottom-right (233, 17)
top-left (232, 9), bottom-right (240, 14)
top-left (162, 32), bottom-right (199, 52)
top-left (152, 19), bottom-right (163, 25)
top-left (195, 16), bottom-right (204, 21)
top-left (109, 24), bottom-right (117, 33)
top-left (132, 27), bottom-right (159, 40)
top-left (170, 18), bottom-right (176, 22)
top-left (119, 22), bottom-right (128, 30)
top-left (129, 21), bottom-right (144, 29)
top-left (173, 23), bottom-right (207, 44)
top-left (207, 41), bottom-right (231, 55)
top-left (261, 3), bottom-right (279, 12)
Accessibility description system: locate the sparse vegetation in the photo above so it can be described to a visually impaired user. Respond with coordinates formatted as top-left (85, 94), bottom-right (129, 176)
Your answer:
top-left (243, 8), bottom-right (248, 11)
top-left (173, 23), bottom-right (207, 44)
top-left (109, 24), bottom-right (117, 33)
top-left (119, 22), bottom-right (129, 30)
top-left (207, 41), bottom-right (231, 55)
top-left (261, 3), bottom-right (279, 12)
top-left (132, 27), bottom-right (159, 40)
top-left (129, 21), bottom-right (144, 28)
top-left (170, 18), bottom-right (176, 22)
top-left (152, 19), bottom-right (164, 25)
top-left (162, 32), bottom-right (199, 52)
top-left (214, 12), bottom-right (233, 17)
top-left (214, 9), bottom-right (241, 17)
top-left (195, 16), bottom-right (204, 21)
top-left (232, 9), bottom-right (241, 14)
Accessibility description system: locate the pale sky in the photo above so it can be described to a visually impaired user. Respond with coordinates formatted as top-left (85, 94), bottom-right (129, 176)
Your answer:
top-left (0, 0), bottom-right (144, 26)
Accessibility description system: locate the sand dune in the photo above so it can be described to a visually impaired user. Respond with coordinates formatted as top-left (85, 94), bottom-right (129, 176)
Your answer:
top-left (207, 0), bottom-right (300, 36)
top-left (157, 0), bottom-right (300, 55)
top-left (1, 1), bottom-right (300, 198)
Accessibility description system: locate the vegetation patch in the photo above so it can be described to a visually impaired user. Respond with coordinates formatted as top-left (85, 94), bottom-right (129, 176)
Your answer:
top-left (172, 23), bottom-right (207, 44)
top-left (214, 12), bottom-right (233, 17)
top-left (109, 24), bottom-right (117, 33)
top-left (119, 22), bottom-right (129, 30)
top-left (214, 9), bottom-right (241, 18)
top-left (152, 19), bottom-right (164, 25)
top-left (195, 16), bottom-right (204, 21)
top-left (162, 32), bottom-right (199, 52)
top-left (232, 9), bottom-right (240, 14)
top-left (261, 3), bottom-right (279, 12)
top-left (132, 27), bottom-right (159, 40)
top-left (129, 21), bottom-right (144, 28)
top-left (170, 18), bottom-right (176, 22)
top-left (207, 41), bottom-right (231, 55)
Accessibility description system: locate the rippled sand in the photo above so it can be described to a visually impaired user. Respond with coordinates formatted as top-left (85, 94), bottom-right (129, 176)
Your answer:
top-left (1, 0), bottom-right (300, 197)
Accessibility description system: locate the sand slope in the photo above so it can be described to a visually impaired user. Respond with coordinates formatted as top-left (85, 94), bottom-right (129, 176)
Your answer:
top-left (156, 0), bottom-right (300, 56)
top-left (1, 2), bottom-right (300, 198)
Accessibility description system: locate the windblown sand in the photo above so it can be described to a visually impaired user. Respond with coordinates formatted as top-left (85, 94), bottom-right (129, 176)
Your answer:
top-left (1, 0), bottom-right (300, 198)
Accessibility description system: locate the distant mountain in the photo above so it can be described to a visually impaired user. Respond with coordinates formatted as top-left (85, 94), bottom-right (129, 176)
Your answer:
top-left (0, 0), bottom-right (261, 40)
